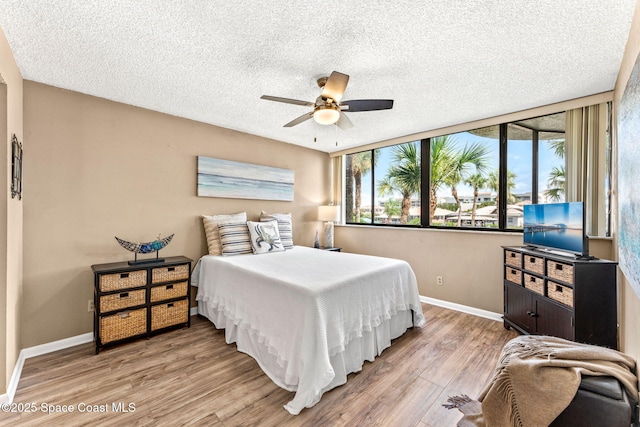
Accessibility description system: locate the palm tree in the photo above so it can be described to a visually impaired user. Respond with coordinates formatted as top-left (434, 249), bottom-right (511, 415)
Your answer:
top-left (378, 142), bottom-right (421, 224)
top-left (545, 165), bottom-right (565, 201)
top-left (548, 138), bottom-right (565, 158)
top-left (382, 198), bottom-right (401, 223)
top-left (347, 151), bottom-right (375, 223)
top-left (429, 136), bottom-right (458, 221)
top-left (465, 173), bottom-right (487, 225)
top-left (487, 169), bottom-right (517, 208)
top-left (545, 138), bottom-right (566, 201)
top-left (443, 143), bottom-right (491, 226)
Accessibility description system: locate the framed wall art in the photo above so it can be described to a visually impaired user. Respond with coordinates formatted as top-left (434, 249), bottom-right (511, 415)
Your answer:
top-left (197, 156), bottom-right (294, 201)
top-left (618, 49), bottom-right (640, 298)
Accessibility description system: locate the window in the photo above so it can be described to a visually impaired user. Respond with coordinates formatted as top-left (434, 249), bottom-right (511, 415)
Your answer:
top-left (375, 142), bottom-right (421, 225)
top-left (344, 110), bottom-right (605, 232)
top-left (430, 127), bottom-right (498, 228)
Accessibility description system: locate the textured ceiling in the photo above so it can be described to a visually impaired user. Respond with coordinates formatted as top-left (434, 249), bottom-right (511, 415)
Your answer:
top-left (0, 1), bottom-right (636, 153)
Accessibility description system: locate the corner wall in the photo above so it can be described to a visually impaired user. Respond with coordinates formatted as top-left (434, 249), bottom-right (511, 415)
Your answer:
top-left (0, 27), bottom-right (23, 395)
top-left (22, 81), bottom-right (328, 348)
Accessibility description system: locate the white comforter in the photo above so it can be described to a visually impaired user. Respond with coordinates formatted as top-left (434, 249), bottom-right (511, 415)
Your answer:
top-left (192, 246), bottom-right (425, 414)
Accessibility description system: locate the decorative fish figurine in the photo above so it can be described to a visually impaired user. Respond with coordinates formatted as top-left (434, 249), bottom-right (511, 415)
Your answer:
top-left (115, 234), bottom-right (174, 254)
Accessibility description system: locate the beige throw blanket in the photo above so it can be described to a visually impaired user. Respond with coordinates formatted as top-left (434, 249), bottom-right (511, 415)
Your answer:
top-left (448, 335), bottom-right (638, 427)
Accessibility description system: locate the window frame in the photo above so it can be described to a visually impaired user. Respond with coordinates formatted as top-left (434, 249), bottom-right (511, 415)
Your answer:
top-left (344, 114), bottom-right (577, 232)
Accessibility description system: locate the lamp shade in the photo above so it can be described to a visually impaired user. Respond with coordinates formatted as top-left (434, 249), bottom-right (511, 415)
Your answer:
top-left (318, 205), bottom-right (341, 222)
top-left (313, 106), bottom-right (340, 125)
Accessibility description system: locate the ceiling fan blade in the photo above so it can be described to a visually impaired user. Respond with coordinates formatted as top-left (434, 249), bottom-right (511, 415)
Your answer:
top-left (340, 99), bottom-right (394, 112)
top-left (335, 112), bottom-right (353, 130)
top-left (261, 95), bottom-right (314, 107)
top-left (284, 112), bottom-right (314, 127)
top-left (322, 71), bottom-right (349, 102)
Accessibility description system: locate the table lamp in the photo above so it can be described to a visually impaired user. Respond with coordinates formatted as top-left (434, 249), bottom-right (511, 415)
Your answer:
top-left (317, 205), bottom-right (341, 248)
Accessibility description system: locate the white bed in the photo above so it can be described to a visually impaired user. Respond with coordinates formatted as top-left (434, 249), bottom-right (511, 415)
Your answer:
top-left (191, 246), bottom-right (425, 414)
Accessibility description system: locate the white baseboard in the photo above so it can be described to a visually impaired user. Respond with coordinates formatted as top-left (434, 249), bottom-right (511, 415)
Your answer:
top-left (3, 332), bottom-right (94, 404)
top-left (3, 312), bottom-right (202, 403)
top-left (420, 296), bottom-right (503, 322)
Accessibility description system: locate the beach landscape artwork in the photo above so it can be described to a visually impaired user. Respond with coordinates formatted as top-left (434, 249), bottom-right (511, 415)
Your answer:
top-left (197, 156), bottom-right (294, 201)
top-left (618, 49), bottom-right (640, 298)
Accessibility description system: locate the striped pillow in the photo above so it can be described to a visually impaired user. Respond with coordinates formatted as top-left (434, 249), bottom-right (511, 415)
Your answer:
top-left (202, 212), bottom-right (247, 255)
top-left (260, 211), bottom-right (293, 249)
top-left (217, 222), bottom-right (252, 256)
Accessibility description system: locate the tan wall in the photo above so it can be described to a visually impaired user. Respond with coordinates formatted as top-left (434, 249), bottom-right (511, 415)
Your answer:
top-left (22, 81), bottom-right (329, 348)
top-left (613, 0), bottom-right (640, 358)
top-left (335, 226), bottom-right (522, 313)
top-left (0, 26), bottom-right (23, 394)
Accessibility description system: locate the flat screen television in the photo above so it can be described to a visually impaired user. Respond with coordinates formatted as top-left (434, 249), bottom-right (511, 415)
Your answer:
top-left (523, 202), bottom-right (589, 258)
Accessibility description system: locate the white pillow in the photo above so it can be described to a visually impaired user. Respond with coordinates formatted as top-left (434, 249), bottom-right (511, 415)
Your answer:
top-left (202, 212), bottom-right (247, 255)
top-left (217, 222), bottom-right (253, 256)
top-left (260, 211), bottom-right (293, 249)
top-left (247, 220), bottom-right (285, 254)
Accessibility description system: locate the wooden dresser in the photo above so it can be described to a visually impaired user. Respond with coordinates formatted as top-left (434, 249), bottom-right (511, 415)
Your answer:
top-left (502, 246), bottom-right (618, 349)
top-left (92, 256), bottom-right (192, 353)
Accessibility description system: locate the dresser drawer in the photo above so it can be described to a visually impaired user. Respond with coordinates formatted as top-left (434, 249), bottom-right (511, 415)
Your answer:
top-left (548, 281), bottom-right (574, 307)
top-left (505, 267), bottom-right (522, 285)
top-left (505, 250), bottom-right (522, 267)
top-left (547, 260), bottom-right (574, 284)
top-left (150, 281), bottom-right (188, 302)
top-left (100, 289), bottom-right (146, 313)
top-left (524, 255), bottom-right (544, 275)
top-left (100, 308), bottom-right (147, 344)
top-left (151, 264), bottom-right (189, 284)
top-left (151, 299), bottom-right (189, 331)
top-left (99, 270), bottom-right (147, 292)
top-left (523, 273), bottom-right (544, 295)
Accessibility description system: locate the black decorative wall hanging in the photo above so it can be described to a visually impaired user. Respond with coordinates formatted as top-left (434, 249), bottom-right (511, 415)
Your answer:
top-left (11, 134), bottom-right (22, 200)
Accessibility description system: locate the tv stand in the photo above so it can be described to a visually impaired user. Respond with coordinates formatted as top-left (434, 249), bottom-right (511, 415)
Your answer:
top-left (502, 246), bottom-right (617, 349)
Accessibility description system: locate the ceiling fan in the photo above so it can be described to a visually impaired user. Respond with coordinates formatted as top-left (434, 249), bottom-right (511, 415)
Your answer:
top-left (260, 71), bottom-right (393, 130)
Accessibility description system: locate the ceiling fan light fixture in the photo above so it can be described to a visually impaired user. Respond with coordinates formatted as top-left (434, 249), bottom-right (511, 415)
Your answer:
top-left (313, 105), bottom-right (340, 125)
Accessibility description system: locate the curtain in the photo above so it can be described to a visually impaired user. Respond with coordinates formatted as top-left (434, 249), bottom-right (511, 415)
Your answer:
top-left (565, 102), bottom-right (609, 236)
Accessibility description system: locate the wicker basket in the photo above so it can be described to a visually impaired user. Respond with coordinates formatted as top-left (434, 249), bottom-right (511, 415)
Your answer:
top-left (151, 264), bottom-right (189, 284)
top-left (99, 270), bottom-right (147, 292)
top-left (150, 281), bottom-right (188, 303)
top-left (100, 289), bottom-right (146, 313)
top-left (505, 251), bottom-right (522, 267)
top-left (547, 260), bottom-right (574, 283)
top-left (524, 255), bottom-right (544, 275)
top-left (100, 308), bottom-right (147, 343)
top-left (505, 267), bottom-right (522, 285)
top-left (523, 273), bottom-right (545, 295)
top-left (151, 299), bottom-right (188, 330)
top-left (548, 281), bottom-right (574, 307)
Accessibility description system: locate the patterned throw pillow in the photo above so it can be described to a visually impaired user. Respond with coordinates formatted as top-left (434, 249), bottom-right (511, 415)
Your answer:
top-left (201, 212), bottom-right (247, 255)
top-left (247, 220), bottom-right (285, 254)
top-left (217, 222), bottom-right (252, 256)
top-left (260, 211), bottom-right (293, 249)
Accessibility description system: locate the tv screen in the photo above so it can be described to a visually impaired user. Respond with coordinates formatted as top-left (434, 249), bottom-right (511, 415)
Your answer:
top-left (523, 202), bottom-right (588, 257)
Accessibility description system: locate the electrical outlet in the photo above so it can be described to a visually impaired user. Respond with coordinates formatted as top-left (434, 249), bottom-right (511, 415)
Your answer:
top-left (88, 299), bottom-right (95, 312)
top-left (436, 276), bottom-right (443, 286)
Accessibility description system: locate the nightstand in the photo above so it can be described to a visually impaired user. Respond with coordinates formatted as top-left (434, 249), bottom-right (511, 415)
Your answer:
top-left (319, 247), bottom-right (342, 252)
top-left (91, 256), bottom-right (192, 354)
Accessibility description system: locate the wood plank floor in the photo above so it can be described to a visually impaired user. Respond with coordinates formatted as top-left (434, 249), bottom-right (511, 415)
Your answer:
top-left (1, 304), bottom-right (517, 427)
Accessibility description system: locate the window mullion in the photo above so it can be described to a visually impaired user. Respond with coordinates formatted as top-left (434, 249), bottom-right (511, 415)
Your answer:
top-left (499, 124), bottom-right (508, 230)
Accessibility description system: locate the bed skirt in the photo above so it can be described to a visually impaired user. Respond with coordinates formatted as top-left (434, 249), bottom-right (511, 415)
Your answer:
top-left (198, 300), bottom-right (414, 413)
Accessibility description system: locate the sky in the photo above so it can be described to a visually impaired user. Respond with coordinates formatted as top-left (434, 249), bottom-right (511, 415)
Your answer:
top-left (356, 129), bottom-right (564, 207)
